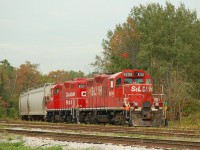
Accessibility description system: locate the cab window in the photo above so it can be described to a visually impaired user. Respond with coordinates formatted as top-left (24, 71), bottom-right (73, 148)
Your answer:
top-left (110, 80), bottom-right (114, 88)
top-left (54, 88), bottom-right (59, 95)
top-left (78, 84), bottom-right (86, 88)
top-left (133, 78), bottom-right (144, 84)
top-left (146, 78), bottom-right (151, 84)
top-left (116, 78), bottom-right (122, 86)
top-left (124, 78), bottom-right (133, 84)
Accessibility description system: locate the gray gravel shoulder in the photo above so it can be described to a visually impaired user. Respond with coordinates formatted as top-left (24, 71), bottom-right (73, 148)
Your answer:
top-left (22, 136), bottom-right (163, 150)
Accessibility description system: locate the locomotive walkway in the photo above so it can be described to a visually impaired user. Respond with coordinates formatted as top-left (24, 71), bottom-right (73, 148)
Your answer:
top-left (0, 120), bottom-right (200, 149)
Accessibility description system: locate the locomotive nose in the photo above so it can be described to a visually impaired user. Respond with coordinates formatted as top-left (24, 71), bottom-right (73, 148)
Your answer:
top-left (142, 111), bottom-right (151, 119)
top-left (143, 101), bottom-right (150, 107)
top-left (142, 101), bottom-right (151, 119)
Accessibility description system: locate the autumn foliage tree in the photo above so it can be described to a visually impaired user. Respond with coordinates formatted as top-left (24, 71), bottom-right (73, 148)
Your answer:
top-left (48, 70), bottom-right (85, 83)
top-left (0, 60), bottom-right (86, 118)
top-left (91, 17), bottom-right (141, 73)
top-left (15, 61), bottom-right (42, 94)
top-left (130, 2), bottom-right (200, 121)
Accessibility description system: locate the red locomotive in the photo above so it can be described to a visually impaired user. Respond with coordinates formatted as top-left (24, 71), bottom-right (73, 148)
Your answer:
top-left (46, 78), bottom-right (87, 122)
top-left (19, 69), bottom-right (164, 127)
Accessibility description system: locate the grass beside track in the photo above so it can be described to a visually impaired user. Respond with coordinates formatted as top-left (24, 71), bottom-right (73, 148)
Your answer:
top-left (0, 132), bottom-right (62, 150)
top-left (0, 142), bottom-right (62, 150)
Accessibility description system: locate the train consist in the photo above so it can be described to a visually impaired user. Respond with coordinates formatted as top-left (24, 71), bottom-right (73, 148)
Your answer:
top-left (19, 69), bottom-right (164, 127)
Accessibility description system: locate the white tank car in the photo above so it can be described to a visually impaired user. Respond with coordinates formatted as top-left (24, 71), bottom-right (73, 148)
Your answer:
top-left (19, 83), bottom-right (54, 120)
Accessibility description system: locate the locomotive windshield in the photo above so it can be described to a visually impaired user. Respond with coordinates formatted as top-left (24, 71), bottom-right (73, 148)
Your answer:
top-left (124, 78), bottom-right (144, 84)
top-left (134, 78), bottom-right (144, 83)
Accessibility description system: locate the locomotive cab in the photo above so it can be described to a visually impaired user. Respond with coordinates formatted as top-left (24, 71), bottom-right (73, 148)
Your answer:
top-left (47, 83), bottom-right (63, 110)
top-left (109, 70), bottom-right (164, 126)
top-left (121, 70), bottom-right (153, 109)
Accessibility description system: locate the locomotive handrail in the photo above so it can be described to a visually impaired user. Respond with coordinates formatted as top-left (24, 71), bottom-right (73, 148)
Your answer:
top-left (44, 83), bottom-right (55, 87)
top-left (127, 93), bottom-right (144, 99)
top-left (152, 93), bottom-right (165, 106)
top-left (153, 85), bottom-right (164, 94)
top-left (152, 93), bottom-right (165, 96)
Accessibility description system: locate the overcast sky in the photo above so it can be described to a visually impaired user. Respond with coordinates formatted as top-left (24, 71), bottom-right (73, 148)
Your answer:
top-left (0, 0), bottom-right (199, 74)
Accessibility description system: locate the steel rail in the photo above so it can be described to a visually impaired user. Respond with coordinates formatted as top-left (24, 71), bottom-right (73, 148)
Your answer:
top-left (1, 122), bottom-right (200, 138)
top-left (0, 128), bottom-right (200, 149)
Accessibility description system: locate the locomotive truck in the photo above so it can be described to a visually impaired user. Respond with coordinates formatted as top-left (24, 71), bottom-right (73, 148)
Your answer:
top-left (19, 69), bottom-right (164, 127)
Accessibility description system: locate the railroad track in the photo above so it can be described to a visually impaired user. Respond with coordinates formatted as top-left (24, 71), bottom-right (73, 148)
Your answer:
top-left (0, 127), bottom-right (200, 149)
top-left (0, 120), bottom-right (200, 138)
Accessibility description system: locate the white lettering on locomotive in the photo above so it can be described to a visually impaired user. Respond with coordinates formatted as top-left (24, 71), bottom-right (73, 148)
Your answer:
top-left (149, 86), bottom-right (153, 92)
top-left (91, 87), bottom-right (96, 96)
top-left (91, 86), bottom-right (102, 96)
top-left (66, 99), bottom-right (73, 105)
top-left (96, 86), bottom-right (102, 95)
top-left (109, 91), bottom-right (114, 96)
top-left (137, 72), bottom-right (144, 77)
top-left (66, 92), bottom-right (75, 97)
top-left (131, 86), bottom-right (153, 92)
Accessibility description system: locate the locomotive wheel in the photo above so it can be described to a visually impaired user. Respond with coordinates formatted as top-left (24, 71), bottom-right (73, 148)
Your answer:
top-left (128, 120), bottom-right (133, 126)
top-left (51, 114), bottom-right (56, 123)
top-left (112, 113), bottom-right (126, 125)
top-left (65, 115), bottom-right (73, 123)
top-left (85, 113), bottom-right (97, 124)
top-left (88, 114), bottom-right (95, 124)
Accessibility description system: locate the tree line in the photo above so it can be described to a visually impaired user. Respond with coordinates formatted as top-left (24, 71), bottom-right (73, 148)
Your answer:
top-left (0, 60), bottom-right (85, 118)
top-left (91, 2), bottom-right (200, 123)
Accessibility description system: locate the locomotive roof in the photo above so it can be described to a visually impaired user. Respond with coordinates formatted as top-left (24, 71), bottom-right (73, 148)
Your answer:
top-left (108, 72), bottom-right (122, 79)
top-left (52, 83), bottom-right (62, 88)
top-left (108, 70), bottom-right (147, 80)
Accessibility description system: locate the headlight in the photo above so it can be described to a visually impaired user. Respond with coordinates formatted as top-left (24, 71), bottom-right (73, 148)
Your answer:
top-left (154, 98), bottom-right (158, 103)
top-left (155, 102), bottom-right (159, 106)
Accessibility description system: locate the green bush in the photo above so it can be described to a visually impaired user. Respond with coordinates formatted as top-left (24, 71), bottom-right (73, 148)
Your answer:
top-left (0, 142), bottom-right (62, 150)
top-left (187, 112), bottom-right (200, 126)
top-left (8, 107), bottom-right (18, 118)
top-left (0, 142), bottom-right (31, 150)
top-left (0, 107), bottom-right (7, 118)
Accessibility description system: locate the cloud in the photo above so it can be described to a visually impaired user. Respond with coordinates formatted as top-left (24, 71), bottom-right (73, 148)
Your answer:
top-left (0, 43), bottom-right (18, 50)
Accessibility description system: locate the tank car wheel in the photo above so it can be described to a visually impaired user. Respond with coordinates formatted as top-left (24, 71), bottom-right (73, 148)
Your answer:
top-left (46, 114), bottom-right (52, 122)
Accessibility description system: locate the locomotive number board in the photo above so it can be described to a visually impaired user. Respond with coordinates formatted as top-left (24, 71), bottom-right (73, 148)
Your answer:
top-left (123, 72), bottom-right (133, 77)
top-left (134, 72), bottom-right (144, 77)
top-left (124, 72), bottom-right (145, 77)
